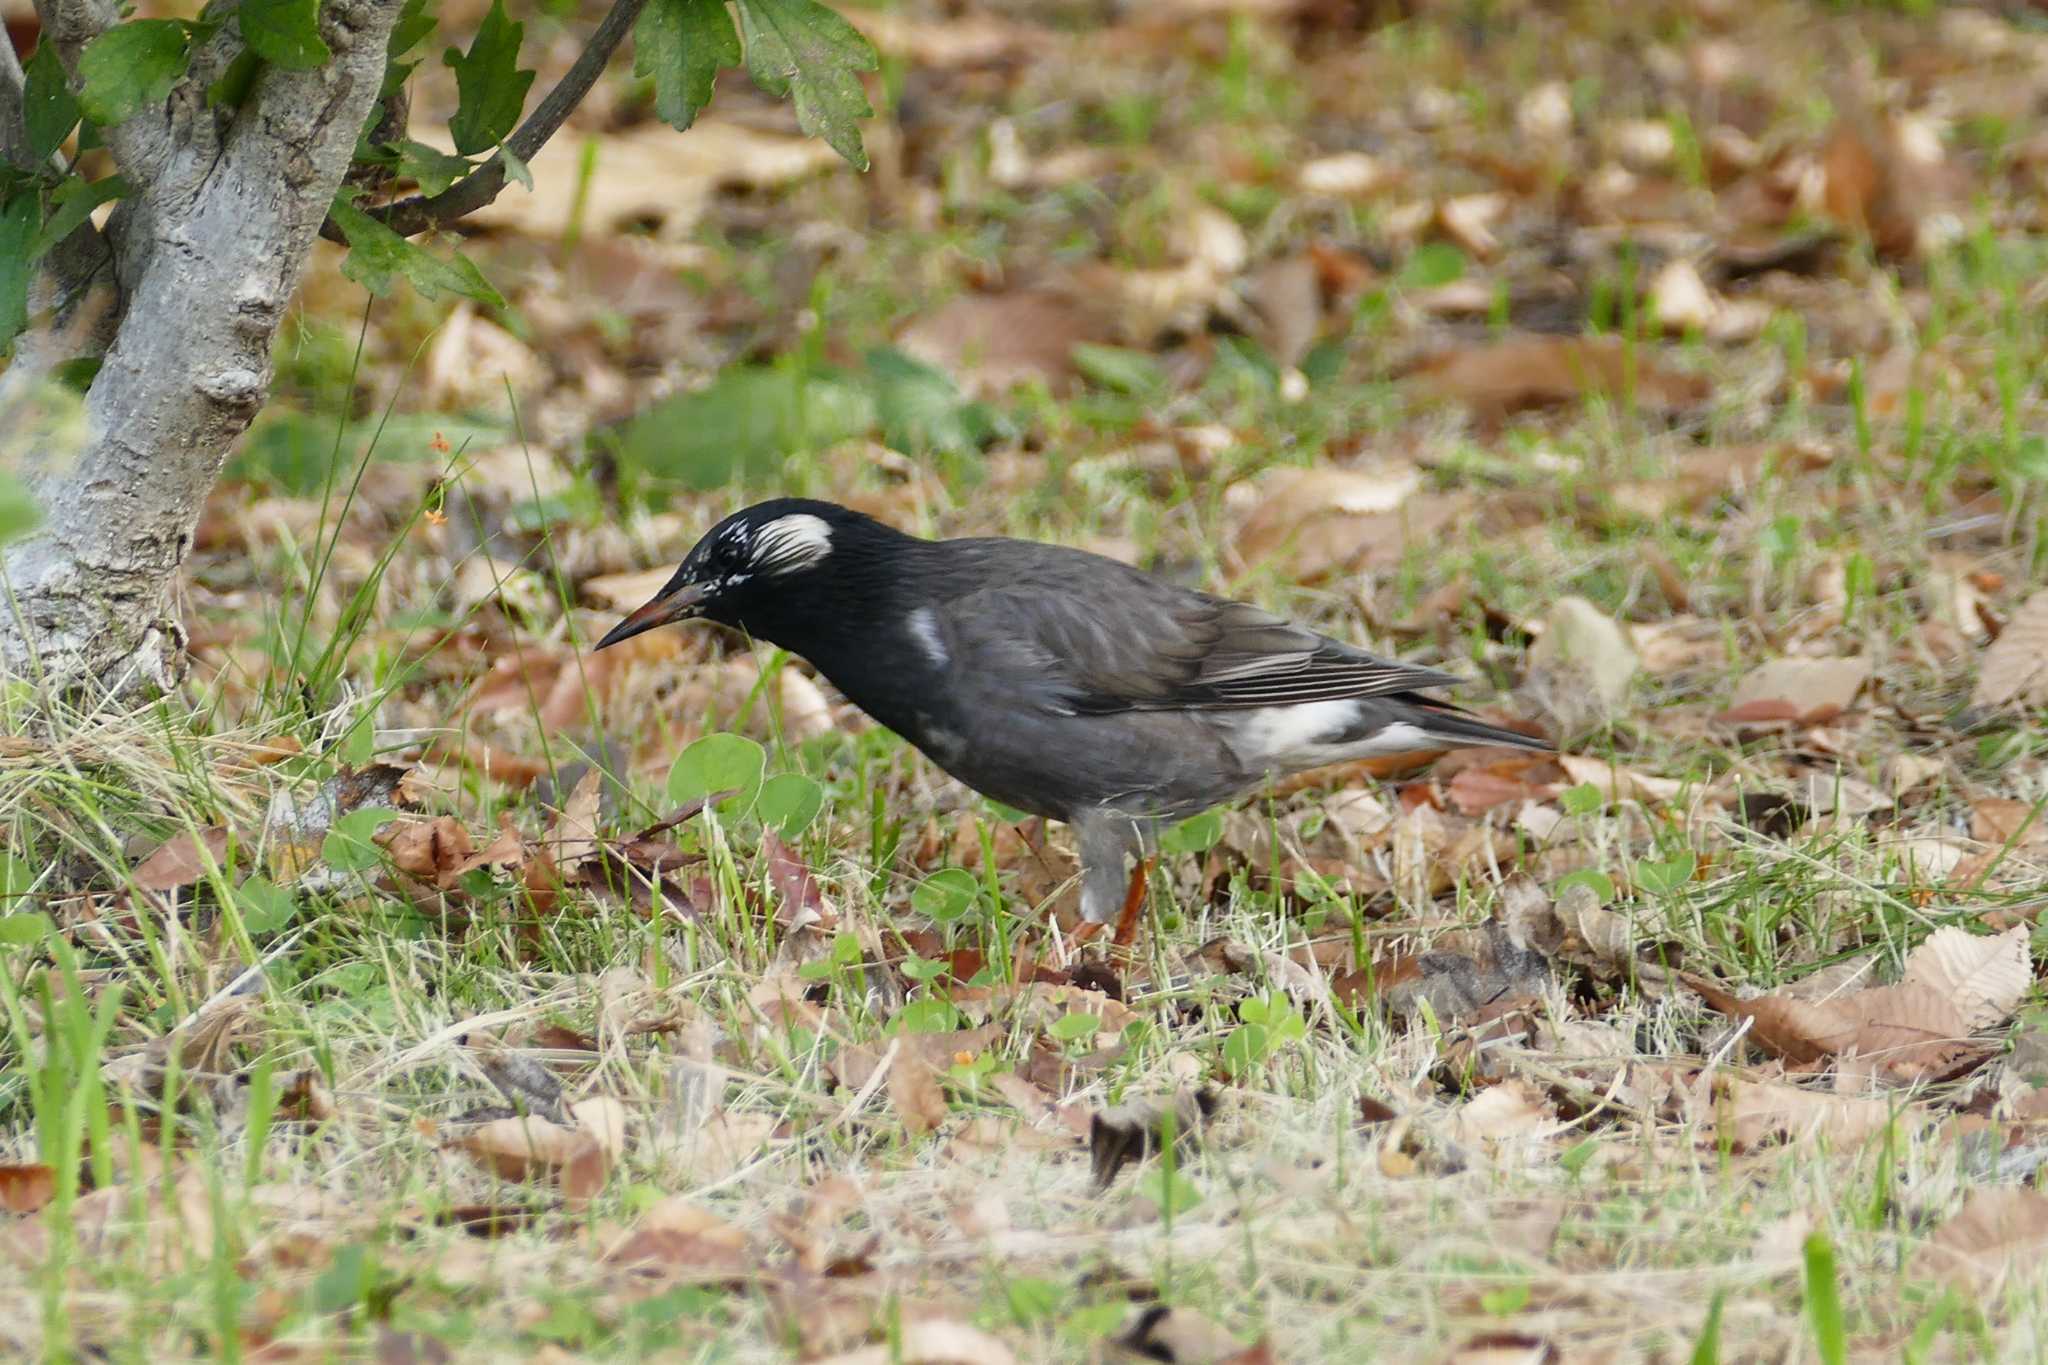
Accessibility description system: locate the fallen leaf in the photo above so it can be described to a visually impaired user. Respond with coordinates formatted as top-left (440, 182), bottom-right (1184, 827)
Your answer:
top-left (460, 122), bottom-right (841, 242)
top-left (1899, 925), bottom-right (2031, 1032)
top-left (1552, 753), bottom-right (1684, 805)
top-left (133, 826), bottom-right (232, 891)
top-left (445, 1115), bottom-right (611, 1208)
top-left (1406, 335), bottom-right (1708, 418)
top-left (1723, 656), bottom-right (1871, 725)
top-left (1913, 1187), bottom-right (2048, 1289)
top-left (1720, 1076), bottom-right (1906, 1150)
top-left (544, 770), bottom-right (603, 873)
top-left (810, 1319), bottom-right (1019, 1365)
top-left (895, 288), bottom-right (1110, 397)
top-left (1973, 589), bottom-right (2048, 710)
top-left (0, 1163), bottom-right (56, 1214)
top-left (1527, 596), bottom-right (1639, 711)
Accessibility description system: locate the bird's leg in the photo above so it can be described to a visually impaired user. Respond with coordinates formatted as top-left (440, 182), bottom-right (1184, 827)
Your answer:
top-left (1110, 856), bottom-right (1154, 949)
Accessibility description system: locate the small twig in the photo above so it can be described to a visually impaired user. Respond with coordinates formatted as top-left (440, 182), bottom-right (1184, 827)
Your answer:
top-left (321, 0), bottom-right (652, 244)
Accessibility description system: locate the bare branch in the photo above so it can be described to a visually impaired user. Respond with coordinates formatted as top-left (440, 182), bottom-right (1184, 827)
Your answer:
top-left (321, 0), bottom-right (652, 244)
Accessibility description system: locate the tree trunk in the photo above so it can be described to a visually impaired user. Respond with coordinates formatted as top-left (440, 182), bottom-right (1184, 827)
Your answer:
top-left (0, 0), bottom-right (401, 692)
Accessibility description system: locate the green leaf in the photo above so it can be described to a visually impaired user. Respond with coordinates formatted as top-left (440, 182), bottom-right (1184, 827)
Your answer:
top-left (1553, 867), bottom-right (1615, 903)
top-left (1158, 808), bottom-right (1223, 855)
top-left (1048, 1011), bottom-right (1098, 1043)
top-left (393, 140), bottom-right (474, 197)
top-left (23, 42), bottom-right (81, 162)
top-left (607, 365), bottom-right (875, 491)
top-left (443, 0), bottom-right (535, 155)
top-left (756, 771), bottom-right (823, 838)
top-left (1399, 242), bottom-right (1466, 289)
top-left (1559, 781), bottom-right (1606, 817)
top-left (329, 197), bottom-right (505, 307)
top-left (911, 867), bottom-right (979, 924)
top-left (388, 0), bottom-right (436, 62)
top-left (0, 470), bottom-right (44, 545)
top-left (322, 807), bottom-right (397, 873)
top-left (1004, 1276), bottom-right (1064, 1326)
top-left (890, 998), bottom-right (962, 1033)
top-left (1635, 853), bottom-right (1696, 897)
top-left (1070, 342), bottom-right (1165, 395)
top-left (636, 0), bottom-right (740, 134)
top-left (0, 913), bottom-right (53, 947)
top-left (666, 732), bottom-right (765, 813)
top-left (1133, 1166), bottom-right (1201, 1216)
top-left (734, 0), bottom-right (876, 170)
top-left (235, 876), bottom-right (296, 935)
top-left (240, 0), bottom-right (331, 70)
top-left (32, 176), bottom-right (127, 262)
top-left (867, 347), bottom-right (993, 456)
top-left (0, 193), bottom-right (35, 356)
top-left (208, 48), bottom-right (264, 108)
top-left (77, 20), bottom-right (194, 126)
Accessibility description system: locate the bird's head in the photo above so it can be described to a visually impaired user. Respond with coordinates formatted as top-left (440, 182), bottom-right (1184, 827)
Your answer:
top-left (594, 499), bottom-right (886, 650)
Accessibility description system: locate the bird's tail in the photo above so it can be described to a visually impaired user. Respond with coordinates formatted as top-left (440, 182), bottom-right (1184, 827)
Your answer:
top-left (1405, 703), bottom-right (1554, 752)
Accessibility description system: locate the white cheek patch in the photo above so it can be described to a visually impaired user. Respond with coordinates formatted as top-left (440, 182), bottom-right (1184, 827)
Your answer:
top-left (752, 513), bottom-right (834, 574)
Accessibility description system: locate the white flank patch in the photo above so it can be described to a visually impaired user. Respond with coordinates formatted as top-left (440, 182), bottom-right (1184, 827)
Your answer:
top-left (1236, 704), bottom-right (1441, 766)
top-left (753, 513), bottom-right (834, 573)
top-left (1237, 700), bottom-right (1362, 764)
top-left (907, 606), bottom-right (949, 668)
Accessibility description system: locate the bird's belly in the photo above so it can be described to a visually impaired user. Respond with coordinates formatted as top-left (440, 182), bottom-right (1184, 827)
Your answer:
top-left (898, 708), bottom-right (1246, 823)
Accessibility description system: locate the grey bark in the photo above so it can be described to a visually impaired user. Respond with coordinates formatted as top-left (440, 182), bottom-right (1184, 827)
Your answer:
top-left (1, 0), bottom-right (404, 691)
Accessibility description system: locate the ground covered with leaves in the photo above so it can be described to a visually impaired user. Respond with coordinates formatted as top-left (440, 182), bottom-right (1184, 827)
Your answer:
top-left (9, 0), bottom-right (2048, 1359)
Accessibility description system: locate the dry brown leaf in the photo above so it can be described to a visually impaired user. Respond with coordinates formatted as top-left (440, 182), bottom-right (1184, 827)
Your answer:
top-left (459, 123), bottom-right (840, 242)
top-left (378, 816), bottom-right (476, 888)
top-left (1528, 595), bottom-right (1638, 710)
top-left (895, 289), bottom-right (1110, 397)
top-left (1970, 798), bottom-right (2047, 849)
top-left (1725, 656), bottom-right (1871, 724)
top-left (133, 826), bottom-right (231, 891)
top-left (810, 1319), bottom-right (1018, 1365)
top-left (1406, 335), bottom-right (1708, 417)
top-left (0, 1163), bottom-right (56, 1214)
top-left (1552, 754), bottom-right (1684, 805)
top-left (1447, 1080), bottom-right (1555, 1151)
top-left (1973, 589), bottom-right (2048, 710)
top-left (886, 1054), bottom-right (949, 1137)
top-left (1681, 973), bottom-right (1860, 1064)
top-left (445, 1115), bottom-right (611, 1208)
top-left (604, 1196), bottom-right (752, 1280)
top-left (1898, 925), bottom-right (2031, 1032)
top-left (1231, 464), bottom-right (1426, 581)
top-left (1913, 1187), bottom-right (2048, 1289)
top-left (545, 770), bottom-right (603, 873)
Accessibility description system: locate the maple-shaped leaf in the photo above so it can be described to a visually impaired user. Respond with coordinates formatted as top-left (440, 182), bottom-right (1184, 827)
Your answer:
top-left (735, 0), bottom-right (877, 170)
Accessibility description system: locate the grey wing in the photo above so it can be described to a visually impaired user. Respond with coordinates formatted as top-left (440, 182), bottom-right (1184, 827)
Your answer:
top-left (935, 559), bottom-right (1463, 715)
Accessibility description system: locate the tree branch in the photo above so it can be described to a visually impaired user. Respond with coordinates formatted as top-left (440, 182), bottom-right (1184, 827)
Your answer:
top-left (1, 27), bottom-right (29, 170)
top-left (320, 0), bottom-right (651, 244)
top-left (32, 0), bottom-right (174, 184)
